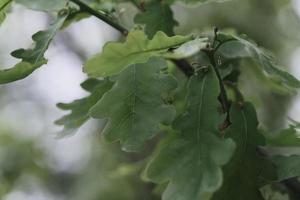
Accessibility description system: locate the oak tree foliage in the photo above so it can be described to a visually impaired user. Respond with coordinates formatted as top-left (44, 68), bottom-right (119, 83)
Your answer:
top-left (1, 0), bottom-right (300, 199)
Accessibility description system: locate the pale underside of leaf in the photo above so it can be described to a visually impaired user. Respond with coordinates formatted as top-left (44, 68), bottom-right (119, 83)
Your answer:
top-left (216, 33), bottom-right (300, 91)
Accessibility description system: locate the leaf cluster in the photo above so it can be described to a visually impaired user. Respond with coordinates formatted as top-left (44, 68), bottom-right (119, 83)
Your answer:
top-left (1, 0), bottom-right (300, 199)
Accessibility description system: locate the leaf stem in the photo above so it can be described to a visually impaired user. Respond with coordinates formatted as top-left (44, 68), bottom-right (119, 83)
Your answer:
top-left (69, 0), bottom-right (128, 36)
top-left (202, 29), bottom-right (231, 129)
top-left (207, 50), bottom-right (230, 116)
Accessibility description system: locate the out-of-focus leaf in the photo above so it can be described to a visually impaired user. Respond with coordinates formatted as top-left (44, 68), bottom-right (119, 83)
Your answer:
top-left (145, 68), bottom-right (235, 200)
top-left (265, 126), bottom-right (300, 147)
top-left (212, 103), bottom-right (276, 200)
top-left (216, 33), bottom-right (300, 91)
top-left (90, 58), bottom-right (177, 152)
top-left (272, 155), bottom-right (300, 181)
top-left (134, 1), bottom-right (178, 38)
top-left (84, 30), bottom-right (192, 77)
top-left (166, 0), bottom-right (233, 4)
top-left (62, 10), bottom-right (91, 29)
top-left (0, 11), bottom-right (69, 84)
top-left (260, 185), bottom-right (289, 200)
top-left (0, 130), bottom-right (47, 197)
top-left (55, 79), bottom-right (113, 135)
top-left (0, 0), bottom-right (11, 25)
top-left (14, 0), bottom-right (66, 11)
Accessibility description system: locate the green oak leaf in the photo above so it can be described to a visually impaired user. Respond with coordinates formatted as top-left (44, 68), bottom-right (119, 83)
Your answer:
top-left (272, 155), bottom-right (300, 181)
top-left (89, 58), bottom-right (177, 152)
top-left (212, 103), bottom-right (276, 200)
top-left (84, 30), bottom-right (192, 77)
top-left (14, 0), bottom-right (66, 12)
top-left (55, 79), bottom-right (113, 136)
top-left (216, 33), bottom-right (300, 91)
top-left (0, 11), bottom-right (69, 84)
top-left (0, 0), bottom-right (11, 25)
top-left (134, 1), bottom-right (178, 38)
top-left (265, 126), bottom-right (300, 147)
top-left (260, 185), bottom-right (289, 200)
top-left (145, 68), bottom-right (235, 200)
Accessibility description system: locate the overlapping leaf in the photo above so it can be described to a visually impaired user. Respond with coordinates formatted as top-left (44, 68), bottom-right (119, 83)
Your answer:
top-left (0, 0), bottom-right (11, 25)
top-left (89, 58), bottom-right (177, 152)
top-left (134, 1), bottom-right (178, 38)
top-left (272, 155), bottom-right (300, 181)
top-left (145, 68), bottom-right (235, 200)
top-left (265, 126), bottom-right (300, 147)
top-left (165, 0), bottom-right (233, 4)
top-left (212, 103), bottom-right (276, 200)
top-left (216, 33), bottom-right (300, 91)
top-left (0, 11), bottom-right (69, 84)
top-left (55, 79), bottom-right (113, 135)
top-left (260, 185), bottom-right (289, 200)
top-left (84, 30), bottom-right (192, 77)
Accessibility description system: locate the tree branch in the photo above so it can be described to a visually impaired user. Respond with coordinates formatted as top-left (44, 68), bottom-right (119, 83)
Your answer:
top-left (69, 0), bottom-right (128, 36)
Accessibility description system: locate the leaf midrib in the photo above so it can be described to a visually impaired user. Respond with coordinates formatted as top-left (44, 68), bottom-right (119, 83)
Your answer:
top-left (196, 75), bottom-right (207, 164)
top-left (0, 0), bottom-right (11, 12)
top-left (33, 14), bottom-right (67, 64)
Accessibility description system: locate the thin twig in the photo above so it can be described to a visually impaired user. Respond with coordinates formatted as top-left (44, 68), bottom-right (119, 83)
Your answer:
top-left (69, 0), bottom-right (128, 36)
top-left (206, 49), bottom-right (231, 129)
top-left (201, 28), bottom-right (231, 130)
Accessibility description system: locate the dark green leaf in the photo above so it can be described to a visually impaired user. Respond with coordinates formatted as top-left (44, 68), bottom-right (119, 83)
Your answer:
top-left (56, 79), bottom-right (113, 135)
top-left (212, 103), bottom-right (276, 200)
top-left (145, 68), bottom-right (235, 200)
top-left (164, 37), bottom-right (208, 59)
top-left (89, 58), bottom-right (177, 152)
top-left (134, 1), bottom-right (178, 38)
top-left (272, 155), bottom-right (300, 181)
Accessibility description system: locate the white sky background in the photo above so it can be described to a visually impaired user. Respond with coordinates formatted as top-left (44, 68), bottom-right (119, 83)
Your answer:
top-left (0, 1), bottom-right (300, 200)
top-left (289, 0), bottom-right (300, 121)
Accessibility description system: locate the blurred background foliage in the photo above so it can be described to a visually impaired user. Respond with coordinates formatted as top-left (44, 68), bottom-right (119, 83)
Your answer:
top-left (0, 0), bottom-right (300, 199)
